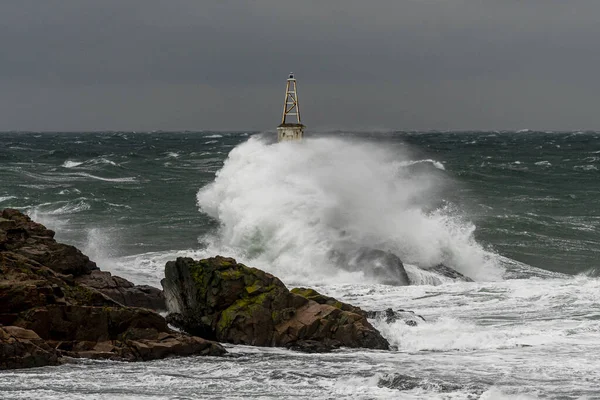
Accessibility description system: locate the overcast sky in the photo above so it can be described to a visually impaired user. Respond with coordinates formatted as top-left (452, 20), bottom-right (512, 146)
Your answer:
top-left (1, 1), bottom-right (599, 131)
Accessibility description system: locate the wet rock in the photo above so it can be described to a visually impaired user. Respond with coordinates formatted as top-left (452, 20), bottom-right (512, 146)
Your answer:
top-left (426, 264), bottom-right (473, 282)
top-left (75, 270), bottom-right (166, 310)
top-left (1, 209), bottom-right (97, 276)
top-left (290, 289), bottom-right (425, 327)
top-left (366, 308), bottom-right (425, 326)
top-left (0, 209), bottom-right (226, 369)
top-left (162, 256), bottom-right (390, 350)
top-left (378, 373), bottom-right (464, 393)
top-left (285, 340), bottom-right (336, 353)
top-left (329, 247), bottom-right (410, 286)
top-left (290, 287), bottom-right (366, 316)
top-left (0, 325), bottom-right (59, 370)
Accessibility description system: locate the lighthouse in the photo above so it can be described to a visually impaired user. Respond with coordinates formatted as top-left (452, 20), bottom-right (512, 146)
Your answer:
top-left (277, 73), bottom-right (305, 142)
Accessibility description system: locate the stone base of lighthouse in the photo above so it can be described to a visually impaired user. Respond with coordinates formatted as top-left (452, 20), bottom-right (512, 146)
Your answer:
top-left (277, 124), bottom-right (304, 142)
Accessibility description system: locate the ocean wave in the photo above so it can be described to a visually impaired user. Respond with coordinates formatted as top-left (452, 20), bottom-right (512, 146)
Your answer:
top-left (205, 134), bottom-right (223, 138)
top-left (61, 157), bottom-right (118, 169)
top-left (395, 159), bottom-right (445, 170)
top-left (0, 196), bottom-right (16, 203)
top-left (534, 161), bottom-right (551, 167)
top-left (58, 188), bottom-right (81, 195)
top-left (574, 165), bottom-right (598, 171)
top-left (72, 172), bottom-right (136, 182)
top-left (196, 136), bottom-right (503, 285)
top-left (29, 199), bottom-right (91, 216)
top-left (62, 160), bottom-right (84, 168)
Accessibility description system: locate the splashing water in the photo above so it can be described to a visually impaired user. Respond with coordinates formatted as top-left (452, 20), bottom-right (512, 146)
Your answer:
top-left (197, 136), bottom-right (503, 284)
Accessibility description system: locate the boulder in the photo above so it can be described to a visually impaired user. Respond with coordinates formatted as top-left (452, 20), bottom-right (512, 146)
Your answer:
top-left (366, 308), bottom-right (425, 326)
top-left (329, 247), bottom-right (410, 286)
top-left (290, 287), bottom-right (366, 316)
top-left (426, 264), bottom-right (473, 282)
top-left (162, 256), bottom-right (389, 350)
top-left (0, 325), bottom-right (59, 370)
top-left (75, 270), bottom-right (166, 310)
top-left (291, 288), bottom-right (425, 326)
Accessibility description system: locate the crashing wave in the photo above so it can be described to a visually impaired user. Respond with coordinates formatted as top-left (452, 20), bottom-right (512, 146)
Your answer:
top-left (196, 136), bottom-right (504, 285)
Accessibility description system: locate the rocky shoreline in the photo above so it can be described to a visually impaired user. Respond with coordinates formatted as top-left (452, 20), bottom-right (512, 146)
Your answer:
top-left (1, 209), bottom-right (421, 370)
top-left (0, 209), bottom-right (224, 369)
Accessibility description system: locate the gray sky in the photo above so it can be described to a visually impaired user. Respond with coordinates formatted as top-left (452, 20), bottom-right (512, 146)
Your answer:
top-left (1, 0), bottom-right (599, 131)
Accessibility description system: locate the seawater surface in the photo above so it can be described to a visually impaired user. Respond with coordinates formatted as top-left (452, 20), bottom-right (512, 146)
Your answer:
top-left (1, 131), bottom-right (599, 399)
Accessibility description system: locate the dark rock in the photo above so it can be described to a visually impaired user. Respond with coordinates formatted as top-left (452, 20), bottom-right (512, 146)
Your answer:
top-left (285, 340), bottom-right (336, 353)
top-left (291, 289), bottom-right (424, 327)
top-left (426, 264), bottom-right (474, 282)
top-left (378, 373), bottom-right (464, 393)
top-left (290, 287), bottom-right (367, 316)
top-left (1, 209), bottom-right (97, 276)
top-left (0, 325), bottom-right (59, 370)
top-left (162, 256), bottom-right (389, 350)
top-left (75, 270), bottom-right (165, 310)
top-left (366, 308), bottom-right (425, 326)
top-left (329, 247), bottom-right (410, 286)
top-left (0, 209), bottom-right (226, 369)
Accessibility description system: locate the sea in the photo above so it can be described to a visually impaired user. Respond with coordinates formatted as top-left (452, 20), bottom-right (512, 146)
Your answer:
top-left (0, 130), bottom-right (599, 399)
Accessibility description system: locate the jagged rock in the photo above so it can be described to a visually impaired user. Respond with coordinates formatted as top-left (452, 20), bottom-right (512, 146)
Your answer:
top-left (366, 308), bottom-right (425, 326)
top-left (291, 288), bottom-right (425, 327)
top-left (1, 209), bottom-right (97, 276)
top-left (75, 270), bottom-right (165, 310)
top-left (0, 325), bottom-right (59, 370)
top-left (426, 264), bottom-right (473, 282)
top-left (329, 247), bottom-right (410, 286)
top-left (1, 209), bottom-right (165, 310)
top-left (290, 287), bottom-right (367, 316)
top-left (285, 340), bottom-right (335, 353)
top-left (0, 209), bottom-right (226, 369)
top-left (378, 373), bottom-right (464, 392)
top-left (162, 256), bottom-right (390, 350)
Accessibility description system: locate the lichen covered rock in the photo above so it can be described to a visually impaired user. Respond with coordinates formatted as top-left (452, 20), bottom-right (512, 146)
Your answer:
top-left (162, 256), bottom-right (389, 350)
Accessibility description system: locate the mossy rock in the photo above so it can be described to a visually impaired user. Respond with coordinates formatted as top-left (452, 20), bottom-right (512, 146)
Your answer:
top-left (291, 287), bottom-right (366, 316)
top-left (163, 257), bottom-right (390, 350)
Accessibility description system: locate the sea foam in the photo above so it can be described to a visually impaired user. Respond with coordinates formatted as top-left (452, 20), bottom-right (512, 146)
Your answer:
top-left (196, 136), bottom-right (503, 284)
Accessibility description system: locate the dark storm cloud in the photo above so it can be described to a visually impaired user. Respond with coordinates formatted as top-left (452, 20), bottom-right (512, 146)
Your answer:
top-left (1, 0), bottom-right (600, 130)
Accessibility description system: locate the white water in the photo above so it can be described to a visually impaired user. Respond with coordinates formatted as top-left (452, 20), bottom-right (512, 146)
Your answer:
top-left (6, 135), bottom-right (600, 398)
top-left (196, 136), bottom-right (502, 284)
top-left (2, 277), bottom-right (599, 399)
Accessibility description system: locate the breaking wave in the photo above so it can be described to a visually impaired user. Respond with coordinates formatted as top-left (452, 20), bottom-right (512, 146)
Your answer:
top-left (61, 157), bottom-right (118, 168)
top-left (196, 136), bottom-right (503, 285)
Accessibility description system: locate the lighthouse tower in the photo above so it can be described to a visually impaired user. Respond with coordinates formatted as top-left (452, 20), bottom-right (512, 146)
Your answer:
top-left (277, 73), bottom-right (305, 142)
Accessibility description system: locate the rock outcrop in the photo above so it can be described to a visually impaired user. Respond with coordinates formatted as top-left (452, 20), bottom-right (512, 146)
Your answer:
top-left (291, 287), bottom-right (425, 326)
top-left (0, 208), bottom-right (165, 310)
top-left (0, 326), bottom-right (59, 370)
top-left (0, 208), bottom-right (97, 276)
top-left (366, 308), bottom-right (425, 327)
top-left (290, 287), bottom-right (366, 316)
top-left (426, 264), bottom-right (473, 282)
top-left (0, 209), bottom-right (225, 369)
top-left (162, 256), bottom-right (390, 351)
top-left (329, 247), bottom-right (411, 286)
top-left (75, 270), bottom-right (165, 310)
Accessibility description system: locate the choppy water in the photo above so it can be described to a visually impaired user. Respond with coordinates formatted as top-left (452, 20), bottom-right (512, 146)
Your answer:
top-left (1, 131), bottom-right (599, 399)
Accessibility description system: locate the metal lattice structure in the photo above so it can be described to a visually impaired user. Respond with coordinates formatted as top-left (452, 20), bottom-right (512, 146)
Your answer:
top-left (277, 73), bottom-right (305, 142)
top-left (281, 73), bottom-right (302, 125)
